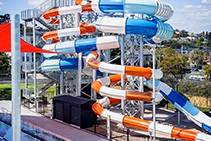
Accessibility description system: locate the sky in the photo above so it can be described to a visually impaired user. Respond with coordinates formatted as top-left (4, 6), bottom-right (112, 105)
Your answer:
top-left (0, 0), bottom-right (210, 34)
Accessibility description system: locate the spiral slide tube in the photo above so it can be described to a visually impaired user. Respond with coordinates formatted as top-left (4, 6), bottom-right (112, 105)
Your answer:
top-left (40, 0), bottom-right (211, 140)
top-left (87, 52), bottom-right (211, 141)
top-left (145, 79), bottom-right (211, 134)
top-left (42, 0), bottom-right (92, 24)
top-left (96, 17), bottom-right (173, 43)
top-left (93, 97), bottom-right (211, 141)
top-left (91, 0), bottom-right (174, 21)
top-left (86, 51), bottom-right (163, 80)
top-left (42, 36), bottom-right (120, 58)
top-left (41, 36), bottom-right (120, 71)
top-left (42, 0), bottom-right (173, 24)
top-left (42, 22), bottom-right (96, 42)
top-left (92, 74), bottom-right (155, 102)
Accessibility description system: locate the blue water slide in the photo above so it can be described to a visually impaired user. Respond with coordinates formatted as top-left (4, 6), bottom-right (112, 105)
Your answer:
top-left (42, 38), bottom-right (97, 58)
top-left (126, 18), bottom-right (174, 41)
top-left (96, 17), bottom-right (174, 42)
top-left (125, 18), bottom-right (157, 36)
top-left (145, 79), bottom-right (211, 133)
top-left (92, 0), bottom-right (174, 21)
top-left (41, 57), bottom-right (104, 77)
top-left (41, 58), bottom-right (85, 72)
top-left (75, 38), bottom-right (97, 53)
top-left (99, 0), bottom-right (124, 13)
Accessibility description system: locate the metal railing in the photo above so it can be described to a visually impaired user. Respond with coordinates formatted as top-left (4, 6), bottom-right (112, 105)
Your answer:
top-left (21, 0), bottom-right (73, 20)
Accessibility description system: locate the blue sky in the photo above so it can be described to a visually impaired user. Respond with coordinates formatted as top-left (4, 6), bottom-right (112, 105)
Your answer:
top-left (0, 0), bottom-right (210, 34)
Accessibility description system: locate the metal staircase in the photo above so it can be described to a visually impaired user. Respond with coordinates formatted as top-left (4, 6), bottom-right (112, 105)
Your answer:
top-left (21, 0), bottom-right (75, 98)
top-left (37, 80), bottom-right (55, 96)
top-left (39, 71), bottom-right (60, 84)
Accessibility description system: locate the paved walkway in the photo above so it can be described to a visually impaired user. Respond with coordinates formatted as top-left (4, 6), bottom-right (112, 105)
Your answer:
top-left (0, 100), bottom-right (108, 141)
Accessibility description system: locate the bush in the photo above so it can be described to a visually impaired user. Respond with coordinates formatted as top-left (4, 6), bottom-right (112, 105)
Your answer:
top-left (178, 81), bottom-right (211, 98)
top-left (0, 88), bottom-right (11, 99)
top-left (161, 74), bottom-right (178, 89)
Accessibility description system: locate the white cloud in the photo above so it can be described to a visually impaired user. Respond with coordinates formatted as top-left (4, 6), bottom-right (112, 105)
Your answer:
top-left (202, 0), bottom-right (211, 4)
top-left (27, 0), bottom-right (46, 6)
top-left (184, 5), bottom-right (193, 9)
top-left (172, 3), bottom-right (211, 33)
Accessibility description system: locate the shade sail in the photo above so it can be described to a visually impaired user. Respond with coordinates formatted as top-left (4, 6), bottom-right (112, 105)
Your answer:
top-left (0, 22), bottom-right (59, 53)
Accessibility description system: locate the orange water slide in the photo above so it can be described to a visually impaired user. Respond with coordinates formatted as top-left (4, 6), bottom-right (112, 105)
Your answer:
top-left (42, 0), bottom-right (92, 25)
top-left (92, 95), bottom-right (203, 141)
top-left (87, 51), bottom-right (208, 141)
top-left (42, 23), bottom-right (96, 42)
top-left (87, 51), bottom-right (154, 79)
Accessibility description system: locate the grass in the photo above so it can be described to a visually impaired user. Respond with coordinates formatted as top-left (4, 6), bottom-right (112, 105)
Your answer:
top-left (165, 102), bottom-right (210, 116)
top-left (0, 83), bottom-right (56, 100)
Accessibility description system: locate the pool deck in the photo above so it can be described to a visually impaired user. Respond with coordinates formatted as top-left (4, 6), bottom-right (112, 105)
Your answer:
top-left (0, 100), bottom-right (108, 141)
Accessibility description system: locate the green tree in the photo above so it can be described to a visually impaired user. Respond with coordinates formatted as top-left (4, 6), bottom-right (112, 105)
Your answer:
top-left (180, 30), bottom-right (189, 37)
top-left (0, 14), bottom-right (10, 24)
top-left (0, 14), bottom-right (11, 75)
top-left (203, 65), bottom-right (211, 81)
top-left (0, 52), bottom-right (11, 75)
top-left (157, 47), bottom-right (189, 78)
top-left (195, 38), bottom-right (204, 47)
top-left (189, 50), bottom-right (204, 69)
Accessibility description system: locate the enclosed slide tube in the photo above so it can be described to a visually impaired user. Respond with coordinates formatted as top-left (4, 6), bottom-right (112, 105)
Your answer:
top-left (93, 97), bottom-right (211, 141)
top-left (42, 0), bottom-right (173, 24)
top-left (42, 36), bottom-right (119, 58)
top-left (42, 0), bottom-right (92, 24)
top-left (87, 52), bottom-right (211, 141)
top-left (91, 0), bottom-right (174, 21)
top-left (41, 50), bottom-right (163, 79)
top-left (86, 51), bottom-right (163, 80)
top-left (41, 36), bottom-right (120, 71)
top-left (96, 17), bottom-right (173, 43)
top-left (145, 79), bottom-right (211, 134)
top-left (41, 36), bottom-right (120, 72)
top-left (42, 23), bottom-right (96, 42)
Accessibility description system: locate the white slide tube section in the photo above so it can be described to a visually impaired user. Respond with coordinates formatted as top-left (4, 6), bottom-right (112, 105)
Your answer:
top-left (91, 0), bottom-right (103, 14)
top-left (42, 44), bottom-right (56, 58)
top-left (98, 97), bottom-right (111, 107)
top-left (86, 53), bottom-right (98, 63)
top-left (151, 69), bottom-right (163, 79)
top-left (196, 133), bottom-right (211, 141)
top-left (41, 59), bottom-right (60, 72)
top-left (55, 40), bottom-right (75, 53)
top-left (59, 5), bottom-right (82, 15)
top-left (99, 86), bottom-right (126, 99)
top-left (101, 109), bottom-right (125, 124)
top-left (96, 17), bottom-right (127, 34)
top-left (57, 27), bottom-right (80, 38)
top-left (99, 62), bottom-right (125, 74)
top-left (96, 36), bottom-right (120, 50)
top-left (149, 122), bottom-right (173, 137)
top-left (97, 77), bottom-right (110, 86)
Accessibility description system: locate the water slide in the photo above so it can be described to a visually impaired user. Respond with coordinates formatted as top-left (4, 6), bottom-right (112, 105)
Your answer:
top-left (40, 0), bottom-right (211, 140)
top-left (87, 52), bottom-right (211, 141)
top-left (145, 79), bottom-right (211, 133)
